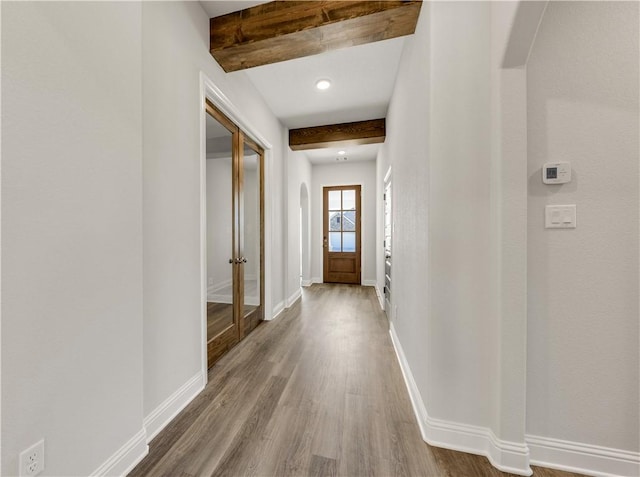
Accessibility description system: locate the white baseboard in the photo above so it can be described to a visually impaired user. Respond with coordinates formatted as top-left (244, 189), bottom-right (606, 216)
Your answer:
top-left (527, 435), bottom-right (640, 477)
top-left (374, 284), bottom-right (384, 310)
top-left (268, 300), bottom-right (285, 321)
top-left (90, 428), bottom-right (148, 477)
top-left (143, 372), bottom-right (205, 443)
top-left (389, 323), bottom-right (532, 476)
top-left (207, 294), bottom-right (232, 304)
top-left (311, 277), bottom-right (322, 284)
top-left (208, 278), bottom-right (231, 293)
top-left (301, 279), bottom-right (312, 287)
top-left (362, 279), bottom-right (377, 286)
top-left (207, 295), bottom-right (260, 306)
top-left (286, 288), bottom-right (302, 307)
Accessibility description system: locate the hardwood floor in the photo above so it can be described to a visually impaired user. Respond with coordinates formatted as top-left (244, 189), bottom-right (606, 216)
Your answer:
top-left (131, 284), bottom-right (583, 477)
top-left (207, 302), bottom-right (234, 341)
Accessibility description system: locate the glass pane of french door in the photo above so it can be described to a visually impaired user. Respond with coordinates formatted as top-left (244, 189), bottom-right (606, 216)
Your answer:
top-left (240, 137), bottom-right (263, 335)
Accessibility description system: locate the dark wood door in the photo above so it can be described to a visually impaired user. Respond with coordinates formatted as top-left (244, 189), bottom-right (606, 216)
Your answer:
top-left (205, 100), bottom-right (264, 369)
top-left (323, 185), bottom-right (361, 284)
top-left (205, 100), bottom-right (241, 368)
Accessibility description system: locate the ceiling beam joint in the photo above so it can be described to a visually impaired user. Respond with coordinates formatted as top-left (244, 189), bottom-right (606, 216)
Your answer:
top-left (289, 119), bottom-right (386, 151)
top-left (210, 1), bottom-right (422, 72)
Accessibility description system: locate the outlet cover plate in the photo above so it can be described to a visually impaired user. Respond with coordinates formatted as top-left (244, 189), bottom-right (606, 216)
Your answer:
top-left (19, 439), bottom-right (45, 476)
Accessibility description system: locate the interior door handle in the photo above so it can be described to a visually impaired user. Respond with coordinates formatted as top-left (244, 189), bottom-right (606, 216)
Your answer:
top-left (240, 257), bottom-right (247, 263)
top-left (229, 257), bottom-right (247, 264)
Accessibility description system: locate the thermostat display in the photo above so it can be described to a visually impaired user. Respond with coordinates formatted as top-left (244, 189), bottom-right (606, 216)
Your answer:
top-left (543, 162), bottom-right (571, 184)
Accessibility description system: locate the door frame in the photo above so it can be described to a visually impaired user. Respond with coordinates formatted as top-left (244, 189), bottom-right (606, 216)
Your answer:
top-left (200, 72), bottom-right (272, 382)
top-left (383, 167), bottom-right (392, 317)
top-left (320, 183), bottom-right (363, 284)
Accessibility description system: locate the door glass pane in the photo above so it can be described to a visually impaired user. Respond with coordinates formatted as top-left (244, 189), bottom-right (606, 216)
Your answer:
top-left (242, 143), bottom-right (261, 320)
top-left (342, 189), bottom-right (356, 210)
top-left (329, 211), bottom-right (341, 231)
top-left (343, 232), bottom-right (356, 252)
top-left (328, 190), bottom-right (341, 210)
top-left (328, 232), bottom-right (342, 251)
top-left (205, 112), bottom-right (235, 340)
top-left (342, 211), bottom-right (356, 231)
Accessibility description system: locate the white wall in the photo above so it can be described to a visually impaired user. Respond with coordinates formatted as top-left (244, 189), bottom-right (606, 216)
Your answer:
top-left (286, 150), bottom-right (312, 302)
top-left (1, 3), bottom-right (144, 475)
top-left (526, 0), bottom-right (639, 454)
top-left (142, 1), bottom-right (286, 420)
top-left (376, 0), bottom-right (431, 412)
top-left (300, 183), bottom-right (310, 285)
top-left (382, 3), bottom-right (536, 473)
top-left (1, 2), bottom-right (287, 473)
top-left (427, 1), bottom-right (497, 428)
top-left (381, 0), bottom-right (497, 432)
top-left (310, 161), bottom-right (377, 284)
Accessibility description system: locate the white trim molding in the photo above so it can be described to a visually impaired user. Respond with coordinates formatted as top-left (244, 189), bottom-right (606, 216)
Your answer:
top-left (389, 323), bottom-right (533, 476)
top-left (362, 279), bottom-right (377, 287)
top-left (374, 284), bottom-right (385, 311)
top-left (301, 279), bottom-right (313, 287)
top-left (269, 300), bottom-right (285, 321)
top-left (286, 287), bottom-right (302, 308)
top-left (90, 429), bottom-right (148, 477)
top-left (311, 277), bottom-right (322, 284)
top-left (143, 372), bottom-right (206, 444)
top-left (527, 435), bottom-right (640, 477)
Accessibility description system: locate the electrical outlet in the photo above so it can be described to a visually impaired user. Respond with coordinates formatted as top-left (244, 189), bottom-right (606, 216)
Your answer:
top-left (19, 439), bottom-right (45, 476)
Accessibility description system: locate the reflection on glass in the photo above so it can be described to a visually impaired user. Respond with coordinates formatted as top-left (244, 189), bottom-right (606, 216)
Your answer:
top-left (329, 211), bottom-right (341, 231)
top-left (242, 145), bottom-right (261, 319)
top-left (342, 189), bottom-right (356, 210)
top-left (342, 232), bottom-right (356, 252)
top-left (342, 211), bottom-right (356, 231)
top-left (206, 112), bottom-right (235, 340)
top-left (328, 190), bottom-right (341, 210)
top-left (329, 232), bottom-right (341, 251)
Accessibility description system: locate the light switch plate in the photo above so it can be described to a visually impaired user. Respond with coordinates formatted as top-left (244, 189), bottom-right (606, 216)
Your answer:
top-left (545, 205), bottom-right (576, 229)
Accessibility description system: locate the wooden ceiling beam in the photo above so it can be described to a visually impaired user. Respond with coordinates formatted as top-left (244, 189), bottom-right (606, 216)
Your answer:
top-left (210, 1), bottom-right (422, 72)
top-left (289, 119), bottom-right (385, 151)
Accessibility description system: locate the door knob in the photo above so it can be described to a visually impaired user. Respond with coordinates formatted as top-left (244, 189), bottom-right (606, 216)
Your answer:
top-left (240, 257), bottom-right (247, 263)
top-left (229, 258), bottom-right (234, 264)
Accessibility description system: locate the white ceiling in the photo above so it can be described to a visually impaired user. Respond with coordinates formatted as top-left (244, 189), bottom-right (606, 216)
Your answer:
top-left (304, 144), bottom-right (380, 165)
top-left (238, 37), bottom-right (405, 130)
top-left (200, 1), bottom-right (265, 18)
top-left (201, 1), bottom-right (409, 165)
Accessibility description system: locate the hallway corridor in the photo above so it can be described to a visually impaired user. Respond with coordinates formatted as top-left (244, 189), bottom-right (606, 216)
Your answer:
top-left (130, 285), bottom-right (580, 477)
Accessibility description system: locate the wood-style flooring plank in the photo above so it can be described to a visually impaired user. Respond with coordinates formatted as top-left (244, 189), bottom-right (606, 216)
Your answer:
top-left (130, 284), bottom-right (584, 477)
top-left (308, 454), bottom-right (337, 477)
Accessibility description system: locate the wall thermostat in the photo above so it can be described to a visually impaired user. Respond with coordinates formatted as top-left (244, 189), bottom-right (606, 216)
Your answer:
top-left (543, 162), bottom-right (571, 184)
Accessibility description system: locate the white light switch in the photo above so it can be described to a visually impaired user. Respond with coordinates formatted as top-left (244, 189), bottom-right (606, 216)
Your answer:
top-left (545, 205), bottom-right (576, 229)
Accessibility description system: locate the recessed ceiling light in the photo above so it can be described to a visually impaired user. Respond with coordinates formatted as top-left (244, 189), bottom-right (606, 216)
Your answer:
top-left (338, 150), bottom-right (346, 155)
top-left (315, 79), bottom-right (331, 91)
